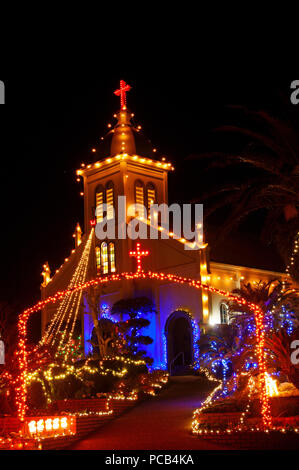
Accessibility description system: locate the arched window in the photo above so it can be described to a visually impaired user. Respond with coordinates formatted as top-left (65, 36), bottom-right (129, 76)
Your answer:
top-left (135, 180), bottom-right (145, 219)
top-left (109, 242), bottom-right (116, 273)
top-left (95, 246), bottom-right (101, 274)
top-left (146, 182), bottom-right (156, 218)
top-left (220, 303), bottom-right (229, 324)
top-left (105, 181), bottom-right (114, 220)
top-left (96, 243), bottom-right (116, 275)
top-left (101, 242), bottom-right (108, 274)
top-left (95, 184), bottom-right (104, 223)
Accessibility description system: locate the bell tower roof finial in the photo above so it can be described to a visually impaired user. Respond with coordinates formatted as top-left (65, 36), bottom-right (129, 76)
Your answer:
top-left (114, 80), bottom-right (131, 110)
top-left (111, 80), bottom-right (136, 155)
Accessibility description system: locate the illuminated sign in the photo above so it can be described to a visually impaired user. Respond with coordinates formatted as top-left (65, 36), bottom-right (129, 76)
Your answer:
top-left (23, 416), bottom-right (76, 438)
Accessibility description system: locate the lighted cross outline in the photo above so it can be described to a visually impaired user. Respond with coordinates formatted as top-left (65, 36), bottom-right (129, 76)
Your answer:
top-left (129, 242), bottom-right (149, 272)
top-left (114, 80), bottom-right (131, 110)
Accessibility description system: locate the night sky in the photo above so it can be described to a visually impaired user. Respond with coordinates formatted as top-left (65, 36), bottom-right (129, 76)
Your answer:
top-left (0, 63), bottom-right (298, 339)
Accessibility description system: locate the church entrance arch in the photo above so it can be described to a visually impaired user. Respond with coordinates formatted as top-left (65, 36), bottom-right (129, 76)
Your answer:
top-left (165, 310), bottom-right (193, 374)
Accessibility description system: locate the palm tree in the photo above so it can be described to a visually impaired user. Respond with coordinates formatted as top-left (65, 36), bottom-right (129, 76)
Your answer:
top-left (190, 105), bottom-right (299, 280)
top-left (228, 280), bottom-right (299, 331)
top-left (226, 281), bottom-right (299, 378)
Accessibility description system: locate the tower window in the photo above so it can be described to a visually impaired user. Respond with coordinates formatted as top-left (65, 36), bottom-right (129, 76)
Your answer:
top-left (95, 185), bottom-right (104, 223)
top-left (95, 246), bottom-right (101, 274)
top-left (101, 242), bottom-right (108, 274)
top-left (146, 183), bottom-right (156, 218)
top-left (109, 242), bottom-right (116, 273)
top-left (106, 181), bottom-right (114, 220)
top-left (220, 303), bottom-right (229, 324)
top-left (135, 180), bottom-right (145, 219)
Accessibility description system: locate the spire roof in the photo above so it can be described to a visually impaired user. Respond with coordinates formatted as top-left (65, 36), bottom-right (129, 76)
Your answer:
top-left (76, 81), bottom-right (174, 174)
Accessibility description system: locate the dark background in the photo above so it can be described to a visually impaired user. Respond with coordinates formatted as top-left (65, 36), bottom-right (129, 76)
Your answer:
top-left (0, 59), bottom-right (298, 339)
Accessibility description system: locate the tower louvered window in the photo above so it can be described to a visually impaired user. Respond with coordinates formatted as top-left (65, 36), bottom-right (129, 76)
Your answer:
top-left (106, 181), bottom-right (114, 220)
top-left (135, 180), bottom-right (145, 219)
top-left (95, 185), bottom-right (104, 223)
top-left (146, 183), bottom-right (156, 218)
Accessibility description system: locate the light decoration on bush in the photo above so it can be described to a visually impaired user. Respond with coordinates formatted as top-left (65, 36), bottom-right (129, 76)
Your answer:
top-left (107, 390), bottom-right (138, 401)
top-left (68, 410), bottom-right (113, 417)
top-left (192, 373), bottom-right (256, 434)
top-left (16, 242), bottom-right (271, 430)
top-left (100, 303), bottom-right (118, 323)
top-left (101, 355), bottom-right (146, 366)
top-left (238, 375), bottom-right (255, 427)
top-left (191, 381), bottom-right (223, 432)
top-left (191, 317), bottom-right (200, 368)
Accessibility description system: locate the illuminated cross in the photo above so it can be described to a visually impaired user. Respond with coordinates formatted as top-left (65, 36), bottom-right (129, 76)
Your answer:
top-left (114, 80), bottom-right (131, 110)
top-left (129, 242), bottom-right (149, 272)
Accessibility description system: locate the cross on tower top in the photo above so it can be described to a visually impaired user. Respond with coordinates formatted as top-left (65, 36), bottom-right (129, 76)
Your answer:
top-left (114, 80), bottom-right (131, 110)
top-left (129, 242), bottom-right (149, 272)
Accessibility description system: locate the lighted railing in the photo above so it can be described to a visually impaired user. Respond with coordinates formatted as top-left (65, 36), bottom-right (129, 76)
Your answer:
top-left (169, 351), bottom-right (185, 376)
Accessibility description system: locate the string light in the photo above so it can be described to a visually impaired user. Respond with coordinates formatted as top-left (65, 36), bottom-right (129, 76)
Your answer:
top-left (16, 263), bottom-right (271, 424)
top-left (129, 242), bottom-right (149, 272)
top-left (42, 229), bottom-right (93, 350)
top-left (114, 80), bottom-right (131, 110)
top-left (76, 153), bottom-right (174, 177)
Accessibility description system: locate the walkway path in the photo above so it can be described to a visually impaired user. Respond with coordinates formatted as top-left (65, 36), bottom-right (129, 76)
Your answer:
top-left (68, 376), bottom-right (228, 450)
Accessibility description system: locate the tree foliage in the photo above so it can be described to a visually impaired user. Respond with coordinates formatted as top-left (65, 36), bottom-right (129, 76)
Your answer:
top-left (112, 297), bottom-right (155, 364)
top-left (190, 105), bottom-right (299, 279)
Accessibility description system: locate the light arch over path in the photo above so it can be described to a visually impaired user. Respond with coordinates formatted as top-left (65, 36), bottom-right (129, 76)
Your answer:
top-left (16, 270), bottom-right (272, 428)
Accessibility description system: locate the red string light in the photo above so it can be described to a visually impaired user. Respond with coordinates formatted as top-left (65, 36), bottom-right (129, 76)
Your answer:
top-left (129, 242), bottom-right (149, 272)
top-left (16, 265), bottom-right (271, 428)
top-left (114, 80), bottom-right (131, 110)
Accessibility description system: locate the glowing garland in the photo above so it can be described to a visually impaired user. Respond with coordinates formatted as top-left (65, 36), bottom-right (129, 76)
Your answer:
top-left (57, 230), bottom-right (93, 359)
top-left (16, 266), bottom-right (270, 426)
top-left (42, 229), bottom-right (94, 348)
top-left (191, 374), bottom-right (256, 435)
top-left (129, 242), bottom-right (149, 272)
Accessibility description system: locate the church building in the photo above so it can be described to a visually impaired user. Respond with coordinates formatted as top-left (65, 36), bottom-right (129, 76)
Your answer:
top-left (41, 81), bottom-right (285, 372)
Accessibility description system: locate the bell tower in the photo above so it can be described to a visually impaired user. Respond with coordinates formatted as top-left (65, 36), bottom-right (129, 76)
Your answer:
top-left (76, 81), bottom-right (174, 276)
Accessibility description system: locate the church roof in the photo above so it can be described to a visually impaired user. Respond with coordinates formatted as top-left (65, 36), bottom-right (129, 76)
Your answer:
top-left (96, 109), bottom-right (157, 160)
top-left (77, 107), bottom-right (174, 175)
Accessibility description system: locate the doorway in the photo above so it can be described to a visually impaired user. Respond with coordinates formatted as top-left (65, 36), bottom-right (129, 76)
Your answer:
top-left (165, 310), bottom-right (193, 374)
